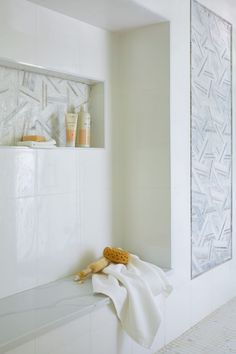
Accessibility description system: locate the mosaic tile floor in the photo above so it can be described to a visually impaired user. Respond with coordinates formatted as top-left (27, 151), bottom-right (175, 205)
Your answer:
top-left (158, 297), bottom-right (236, 354)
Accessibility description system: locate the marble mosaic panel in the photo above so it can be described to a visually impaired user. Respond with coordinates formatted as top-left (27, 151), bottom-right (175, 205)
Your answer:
top-left (0, 66), bottom-right (90, 146)
top-left (191, 1), bottom-right (232, 278)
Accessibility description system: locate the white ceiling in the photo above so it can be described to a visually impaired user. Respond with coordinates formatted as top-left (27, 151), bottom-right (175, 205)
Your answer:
top-left (27, 0), bottom-right (164, 31)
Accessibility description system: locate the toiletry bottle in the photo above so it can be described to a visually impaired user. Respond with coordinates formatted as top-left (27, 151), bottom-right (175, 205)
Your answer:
top-left (65, 105), bottom-right (78, 147)
top-left (76, 105), bottom-right (91, 147)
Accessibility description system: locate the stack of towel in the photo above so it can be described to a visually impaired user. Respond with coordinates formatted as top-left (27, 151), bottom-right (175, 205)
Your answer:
top-left (92, 254), bottom-right (172, 348)
top-left (17, 138), bottom-right (56, 148)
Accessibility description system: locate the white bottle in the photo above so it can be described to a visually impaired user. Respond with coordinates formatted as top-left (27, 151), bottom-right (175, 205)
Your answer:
top-left (65, 105), bottom-right (78, 147)
top-left (76, 105), bottom-right (91, 147)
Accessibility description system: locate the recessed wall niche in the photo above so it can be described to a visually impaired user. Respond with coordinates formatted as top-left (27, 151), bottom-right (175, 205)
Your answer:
top-left (0, 60), bottom-right (104, 148)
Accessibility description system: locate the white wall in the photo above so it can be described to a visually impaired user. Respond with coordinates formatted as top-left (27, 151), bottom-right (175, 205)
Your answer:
top-left (131, 0), bottom-right (236, 346)
top-left (113, 23), bottom-right (171, 268)
top-left (0, 0), bottom-right (114, 299)
top-left (114, 0), bottom-right (236, 349)
top-left (4, 301), bottom-right (164, 354)
top-left (0, 147), bottom-right (115, 299)
top-left (0, 0), bottom-right (111, 79)
top-left (0, 0), bottom-right (236, 352)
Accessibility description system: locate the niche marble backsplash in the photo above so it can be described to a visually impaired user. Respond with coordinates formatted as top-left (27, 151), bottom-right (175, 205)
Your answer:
top-left (0, 66), bottom-right (90, 146)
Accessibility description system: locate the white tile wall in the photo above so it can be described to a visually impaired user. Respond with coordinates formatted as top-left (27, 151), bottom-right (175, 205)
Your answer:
top-left (90, 304), bottom-right (135, 354)
top-left (0, 0), bottom-right (110, 78)
top-left (211, 262), bottom-right (232, 312)
top-left (0, 0), bottom-right (37, 63)
top-left (0, 147), bottom-right (111, 299)
top-left (35, 314), bottom-right (90, 354)
top-left (0, 149), bottom-right (36, 198)
top-left (1, 0), bottom-right (236, 353)
top-left (4, 304), bottom-right (137, 354)
top-left (165, 283), bottom-right (191, 344)
top-left (35, 5), bottom-right (77, 72)
top-left (0, 197), bottom-right (37, 298)
top-left (90, 304), bottom-right (117, 333)
top-left (77, 149), bottom-right (113, 262)
top-left (124, 187), bottom-right (170, 267)
top-left (118, 23), bottom-right (171, 270)
top-left (190, 271), bottom-right (213, 326)
top-left (36, 149), bottom-right (76, 196)
top-left (91, 327), bottom-right (118, 354)
top-left (14, 0), bottom-right (111, 79)
top-left (6, 300), bottom-right (166, 354)
top-left (36, 193), bottom-right (78, 285)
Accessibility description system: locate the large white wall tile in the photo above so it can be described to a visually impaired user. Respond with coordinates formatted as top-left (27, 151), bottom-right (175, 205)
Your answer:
top-left (118, 23), bottom-right (169, 90)
top-left (91, 328), bottom-right (117, 354)
top-left (0, 149), bottom-right (36, 198)
top-left (36, 193), bottom-right (79, 285)
top-left (0, 146), bottom-right (115, 296)
top-left (35, 1), bottom-right (110, 79)
top-left (35, 315), bottom-right (90, 354)
top-left (117, 23), bottom-right (171, 270)
top-left (79, 186), bottom-right (112, 256)
top-left (211, 262), bottom-right (232, 312)
top-left (0, 197), bottom-right (37, 299)
top-left (0, 0), bottom-right (37, 63)
top-left (77, 149), bottom-right (113, 262)
top-left (62, 332), bottom-right (90, 354)
top-left (77, 149), bottom-right (111, 191)
top-left (0, 0), bottom-right (112, 297)
top-left (73, 21), bottom-right (110, 80)
top-left (90, 304), bottom-right (133, 354)
top-left (124, 187), bottom-right (170, 268)
top-left (190, 271), bottom-right (214, 327)
top-left (165, 283), bottom-right (191, 344)
top-left (91, 304), bottom-right (117, 333)
top-left (171, 186), bottom-right (191, 285)
top-left (35, 5), bottom-right (77, 72)
top-left (36, 149), bottom-right (76, 196)
top-left (0, 0), bottom-right (111, 80)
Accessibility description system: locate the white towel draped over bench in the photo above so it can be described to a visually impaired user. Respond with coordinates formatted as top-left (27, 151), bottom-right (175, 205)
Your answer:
top-left (92, 254), bottom-right (172, 348)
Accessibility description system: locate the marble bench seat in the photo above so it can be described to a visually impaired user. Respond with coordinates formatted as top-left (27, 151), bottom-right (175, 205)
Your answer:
top-left (0, 268), bottom-right (172, 354)
top-left (0, 277), bottom-right (109, 354)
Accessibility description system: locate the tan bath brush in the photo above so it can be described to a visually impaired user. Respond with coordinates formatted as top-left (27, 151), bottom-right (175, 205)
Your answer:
top-left (74, 247), bottom-right (130, 282)
top-left (74, 257), bottom-right (110, 281)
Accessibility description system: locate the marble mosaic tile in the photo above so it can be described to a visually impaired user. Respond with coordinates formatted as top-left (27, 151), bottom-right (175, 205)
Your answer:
top-left (191, 1), bottom-right (232, 278)
top-left (0, 66), bottom-right (90, 146)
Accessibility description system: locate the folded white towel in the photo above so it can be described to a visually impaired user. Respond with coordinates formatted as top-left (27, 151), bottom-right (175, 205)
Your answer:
top-left (92, 254), bottom-right (172, 348)
top-left (16, 139), bottom-right (56, 148)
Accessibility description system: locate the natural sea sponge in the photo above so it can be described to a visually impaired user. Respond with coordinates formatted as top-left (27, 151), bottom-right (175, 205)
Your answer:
top-left (103, 247), bottom-right (129, 264)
